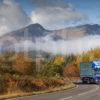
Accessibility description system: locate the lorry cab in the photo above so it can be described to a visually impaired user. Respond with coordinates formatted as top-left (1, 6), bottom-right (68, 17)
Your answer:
top-left (80, 61), bottom-right (100, 83)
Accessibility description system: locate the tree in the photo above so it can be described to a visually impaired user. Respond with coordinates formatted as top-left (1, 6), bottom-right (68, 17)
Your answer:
top-left (13, 53), bottom-right (36, 75)
top-left (41, 56), bottom-right (65, 77)
top-left (64, 62), bottom-right (79, 77)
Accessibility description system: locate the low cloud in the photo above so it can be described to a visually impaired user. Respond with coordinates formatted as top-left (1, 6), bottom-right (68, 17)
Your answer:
top-left (32, 35), bottom-right (100, 55)
top-left (0, 0), bottom-right (31, 36)
top-left (14, 35), bottom-right (100, 55)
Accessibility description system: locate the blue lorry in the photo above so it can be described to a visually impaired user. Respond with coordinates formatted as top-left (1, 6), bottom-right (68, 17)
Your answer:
top-left (80, 61), bottom-right (100, 83)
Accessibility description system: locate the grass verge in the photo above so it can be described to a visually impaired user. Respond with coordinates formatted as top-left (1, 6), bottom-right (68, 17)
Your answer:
top-left (0, 82), bottom-right (75, 100)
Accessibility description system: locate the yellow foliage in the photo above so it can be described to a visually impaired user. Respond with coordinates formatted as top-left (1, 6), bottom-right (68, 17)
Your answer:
top-left (53, 56), bottom-right (64, 65)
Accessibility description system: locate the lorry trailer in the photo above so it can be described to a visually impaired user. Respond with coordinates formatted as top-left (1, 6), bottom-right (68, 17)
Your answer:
top-left (80, 61), bottom-right (100, 83)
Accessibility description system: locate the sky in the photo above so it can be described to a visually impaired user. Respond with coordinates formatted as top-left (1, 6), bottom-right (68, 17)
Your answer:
top-left (0, 0), bottom-right (100, 35)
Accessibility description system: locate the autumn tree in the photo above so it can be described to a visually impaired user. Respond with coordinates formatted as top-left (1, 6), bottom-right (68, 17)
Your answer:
top-left (64, 62), bottom-right (79, 77)
top-left (41, 56), bottom-right (65, 77)
top-left (13, 53), bottom-right (36, 75)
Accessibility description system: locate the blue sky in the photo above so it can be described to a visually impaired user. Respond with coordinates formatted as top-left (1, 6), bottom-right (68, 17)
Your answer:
top-left (65, 0), bottom-right (100, 24)
top-left (0, 0), bottom-right (100, 53)
top-left (0, 0), bottom-right (100, 34)
top-left (17, 0), bottom-right (100, 28)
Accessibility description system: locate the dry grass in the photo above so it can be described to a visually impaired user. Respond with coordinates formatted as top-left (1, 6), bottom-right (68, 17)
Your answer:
top-left (0, 82), bottom-right (75, 100)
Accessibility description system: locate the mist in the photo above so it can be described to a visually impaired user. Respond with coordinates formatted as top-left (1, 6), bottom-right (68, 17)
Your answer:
top-left (16, 35), bottom-right (100, 55)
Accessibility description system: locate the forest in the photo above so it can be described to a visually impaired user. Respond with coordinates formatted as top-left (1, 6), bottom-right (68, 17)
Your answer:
top-left (0, 48), bottom-right (100, 97)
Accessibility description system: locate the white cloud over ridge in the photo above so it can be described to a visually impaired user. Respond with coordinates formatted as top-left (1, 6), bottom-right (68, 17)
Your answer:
top-left (0, 0), bottom-right (31, 36)
top-left (31, 4), bottom-right (87, 30)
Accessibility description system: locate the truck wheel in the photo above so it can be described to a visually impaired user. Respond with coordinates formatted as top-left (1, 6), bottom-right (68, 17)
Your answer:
top-left (95, 79), bottom-right (99, 84)
top-left (82, 81), bottom-right (85, 84)
top-left (90, 79), bottom-right (94, 84)
top-left (82, 79), bottom-right (86, 84)
top-left (87, 79), bottom-right (90, 84)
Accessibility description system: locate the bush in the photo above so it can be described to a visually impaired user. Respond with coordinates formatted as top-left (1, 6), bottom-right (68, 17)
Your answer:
top-left (0, 75), bottom-right (65, 94)
top-left (17, 77), bottom-right (35, 92)
top-left (0, 77), bottom-right (8, 94)
top-left (41, 64), bottom-right (63, 77)
top-left (43, 78), bottom-right (65, 87)
top-left (17, 77), bottom-right (65, 92)
top-left (64, 63), bottom-right (79, 77)
top-left (32, 79), bottom-right (47, 90)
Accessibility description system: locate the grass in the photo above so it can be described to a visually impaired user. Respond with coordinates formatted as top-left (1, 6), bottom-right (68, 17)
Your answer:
top-left (0, 82), bottom-right (75, 100)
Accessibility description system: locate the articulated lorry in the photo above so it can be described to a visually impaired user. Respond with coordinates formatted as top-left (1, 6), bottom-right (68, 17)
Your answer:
top-left (80, 61), bottom-right (100, 83)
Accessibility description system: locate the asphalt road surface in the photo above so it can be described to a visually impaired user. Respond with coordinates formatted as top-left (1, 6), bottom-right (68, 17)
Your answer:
top-left (7, 84), bottom-right (100, 100)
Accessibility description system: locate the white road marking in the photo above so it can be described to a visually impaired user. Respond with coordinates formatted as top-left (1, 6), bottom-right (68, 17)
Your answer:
top-left (59, 85), bottom-right (99, 100)
top-left (59, 85), bottom-right (78, 100)
top-left (59, 96), bottom-right (72, 100)
top-left (78, 85), bottom-right (99, 96)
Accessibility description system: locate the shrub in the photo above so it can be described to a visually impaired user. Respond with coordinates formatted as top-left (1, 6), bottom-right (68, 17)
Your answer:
top-left (32, 79), bottom-right (47, 90)
top-left (43, 78), bottom-right (65, 87)
top-left (41, 64), bottom-right (64, 77)
top-left (13, 53), bottom-right (36, 75)
top-left (17, 77), bottom-right (35, 92)
top-left (0, 77), bottom-right (8, 94)
top-left (64, 63), bottom-right (79, 77)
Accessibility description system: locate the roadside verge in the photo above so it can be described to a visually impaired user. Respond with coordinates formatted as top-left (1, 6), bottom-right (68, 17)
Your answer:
top-left (0, 82), bottom-right (75, 100)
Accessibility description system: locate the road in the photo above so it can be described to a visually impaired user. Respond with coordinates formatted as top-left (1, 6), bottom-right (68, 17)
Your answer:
top-left (7, 84), bottom-right (100, 100)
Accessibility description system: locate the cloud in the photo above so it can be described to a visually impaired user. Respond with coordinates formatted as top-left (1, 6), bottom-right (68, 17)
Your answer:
top-left (13, 35), bottom-right (100, 55)
top-left (31, 0), bottom-right (87, 29)
top-left (30, 35), bottom-right (100, 55)
top-left (0, 0), bottom-right (31, 36)
top-left (30, 0), bottom-right (72, 8)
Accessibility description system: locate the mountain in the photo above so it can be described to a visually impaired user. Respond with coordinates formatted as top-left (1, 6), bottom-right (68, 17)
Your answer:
top-left (1, 23), bottom-right (100, 41)
top-left (0, 23), bottom-right (50, 41)
top-left (51, 24), bottom-right (100, 40)
top-left (0, 23), bottom-right (100, 54)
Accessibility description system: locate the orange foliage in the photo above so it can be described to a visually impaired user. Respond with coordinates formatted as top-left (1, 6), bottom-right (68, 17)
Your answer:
top-left (13, 53), bottom-right (35, 74)
top-left (64, 62), bottom-right (79, 77)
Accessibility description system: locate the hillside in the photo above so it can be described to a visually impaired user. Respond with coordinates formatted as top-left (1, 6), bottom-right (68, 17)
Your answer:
top-left (0, 24), bottom-right (100, 53)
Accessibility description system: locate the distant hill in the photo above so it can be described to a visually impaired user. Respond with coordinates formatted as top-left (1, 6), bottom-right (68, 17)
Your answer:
top-left (0, 23), bottom-right (100, 54)
top-left (51, 24), bottom-right (100, 40)
top-left (0, 23), bottom-right (50, 41)
top-left (1, 23), bottom-right (100, 41)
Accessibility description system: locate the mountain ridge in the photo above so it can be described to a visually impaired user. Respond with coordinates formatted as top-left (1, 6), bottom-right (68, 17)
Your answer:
top-left (0, 23), bottom-right (100, 54)
top-left (0, 23), bottom-right (100, 42)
